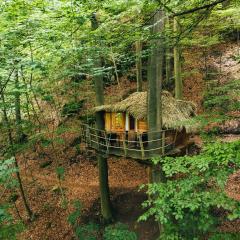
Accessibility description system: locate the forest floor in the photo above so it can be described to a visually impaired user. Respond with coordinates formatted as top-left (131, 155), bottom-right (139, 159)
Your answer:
top-left (17, 150), bottom-right (156, 240)
top-left (12, 42), bottom-right (240, 240)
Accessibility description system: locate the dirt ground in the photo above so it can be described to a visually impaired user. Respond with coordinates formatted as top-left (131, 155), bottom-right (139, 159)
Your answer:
top-left (16, 147), bottom-right (158, 240)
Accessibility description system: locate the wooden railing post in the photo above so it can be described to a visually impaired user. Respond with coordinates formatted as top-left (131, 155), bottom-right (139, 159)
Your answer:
top-left (94, 128), bottom-right (100, 150)
top-left (138, 132), bottom-right (145, 159)
top-left (86, 126), bottom-right (91, 145)
top-left (162, 131), bottom-right (165, 155)
top-left (103, 131), bottom-right (107, 153)
top-left (106, 133), bottom-right (111, 155)
top-left (122, 132), bottom-right (127, 157)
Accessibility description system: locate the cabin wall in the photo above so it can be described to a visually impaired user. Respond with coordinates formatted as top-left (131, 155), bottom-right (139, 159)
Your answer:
top-left (105, 113), bottom-right (112, 132)
top-left (104, 112), bottom-right (192, 145)
top-left (104, 112), bottom-right (148, 133)
top-left (137, 120), bottom-right (148, 132)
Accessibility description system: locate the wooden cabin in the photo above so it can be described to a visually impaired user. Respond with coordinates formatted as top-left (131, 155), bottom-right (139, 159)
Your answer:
top-left (87, 91), bottom-right (197, 159)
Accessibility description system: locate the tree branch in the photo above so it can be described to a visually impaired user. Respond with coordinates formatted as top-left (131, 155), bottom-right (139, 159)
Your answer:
top-left (173, 0), bottom-right (228, 17)
top-left (0, 68), bottom-right (15, 97)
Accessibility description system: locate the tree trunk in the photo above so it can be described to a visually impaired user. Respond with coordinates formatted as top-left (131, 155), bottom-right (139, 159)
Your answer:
top-left (147, 9), bottom-right (167, 236)
top-left (165, 17), bottom-right (172, 87)
top-left (174, 17), bottom-right (183, 100)
top-left (0, 79), bottom-right (33, 220)
top-left (14, 69), bottom-right (24, 143)
top-left (136, 40), bottom-right (143, 92)
top-left (147, 10), bottom-right (164, 154)
top-left (91, 13), bottom-right (113, 223)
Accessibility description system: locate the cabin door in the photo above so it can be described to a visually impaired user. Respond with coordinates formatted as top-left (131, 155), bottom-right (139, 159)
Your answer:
top-left (129, 115), bottom-right (135, 131)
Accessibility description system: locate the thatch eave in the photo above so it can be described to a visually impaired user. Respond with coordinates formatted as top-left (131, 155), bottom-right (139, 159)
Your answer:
top-left (93, 91), bottom-right (198, 133)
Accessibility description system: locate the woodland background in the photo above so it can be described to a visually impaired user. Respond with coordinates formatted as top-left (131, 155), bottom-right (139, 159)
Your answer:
top-left (0, 0), bottom-right (240, 239)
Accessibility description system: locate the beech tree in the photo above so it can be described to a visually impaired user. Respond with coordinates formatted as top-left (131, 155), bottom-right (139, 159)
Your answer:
top-left (91, 13), bottom-right (113, 222)
top-left (174, 17), bottom-right (183, 100)
top-left (135, 40), bottom-right (143, 92)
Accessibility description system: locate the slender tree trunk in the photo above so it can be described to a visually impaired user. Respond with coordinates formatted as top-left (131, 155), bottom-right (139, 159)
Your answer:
top-left (0, 80), bottom-right (33, 220)
top-left (110, 46), bottom-right (120, 89)
top-left (165, 17), bottom-right (172, 87)
top-left (20, 66), bottom-right (31, 121)
top-left (14, 202), bottom-right (23, 221)
top-left (136, 40), bottom-right (143, 92)
top-left (91, 13), bottom-right (113, 223)
top-left (13, 156), bottom-right (34, 220)
top-left (14, 69), bottom-right (24, 143)
top-left (174, 17), bottom-right (183, 100)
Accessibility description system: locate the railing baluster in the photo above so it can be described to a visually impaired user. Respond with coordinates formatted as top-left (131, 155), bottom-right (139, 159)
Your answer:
top-left (162, 131), bottom-right (165, 155)
top-left (122, 132), bottom-right (127, 157)
top-left (80, 123), bottom-right (175, 159)
top-left (138, 132), bottom-right (145, 159)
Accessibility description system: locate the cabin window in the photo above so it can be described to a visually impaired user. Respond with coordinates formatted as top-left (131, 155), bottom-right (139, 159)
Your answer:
top-left (115, 113), bottom-right (123, 128)
top-left (111, 113), bottom-right (125, 131)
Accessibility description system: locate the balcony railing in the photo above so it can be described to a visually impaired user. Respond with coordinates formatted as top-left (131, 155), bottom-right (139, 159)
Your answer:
top-left (80, 124), bottom-right (180, 160)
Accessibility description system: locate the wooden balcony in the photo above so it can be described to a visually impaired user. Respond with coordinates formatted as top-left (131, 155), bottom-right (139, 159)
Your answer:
top-left (80, 124), bottom-right (183, 161)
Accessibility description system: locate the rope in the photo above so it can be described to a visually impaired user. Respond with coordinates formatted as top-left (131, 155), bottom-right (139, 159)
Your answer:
top-left (83, 130), bottom-right (171, 144)
top-left (89, 139), bottom-right (174, 152)
top-left (80, 123), bottom-right (172, 134)
top-left (80, 123), bottom-right (178, 157)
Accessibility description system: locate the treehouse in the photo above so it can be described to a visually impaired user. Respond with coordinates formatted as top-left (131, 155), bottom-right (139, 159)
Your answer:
top-left (81, 91), bottom-right (197, 160)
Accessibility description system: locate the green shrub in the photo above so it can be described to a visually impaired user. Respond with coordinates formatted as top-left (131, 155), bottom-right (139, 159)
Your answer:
top-left (0, 158), bottom-right (24, 239)
top-left (61, 100), bottom-right (84, 117)
top-left (68, 200), bottom-right (99, 240)
top-left (75, 223), bottom-right (99, 240)
top-left (140, 141), bottom-right (240, 240)
top-left (209, 233), bottom-right (240, 240)
top-left (204, 79), bottom-right (240, 113)
top-left (103, 223), bottom-right (137, 240)
top-left (68, 201), bottom-right (138, 240)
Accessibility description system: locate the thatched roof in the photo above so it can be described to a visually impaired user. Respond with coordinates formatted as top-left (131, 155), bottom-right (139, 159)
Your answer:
top-left (94, 91), bottom-right (197, 132)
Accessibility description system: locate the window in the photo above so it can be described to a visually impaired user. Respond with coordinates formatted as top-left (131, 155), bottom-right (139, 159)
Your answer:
top-left (115, 113), bottom-right (123, 129)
